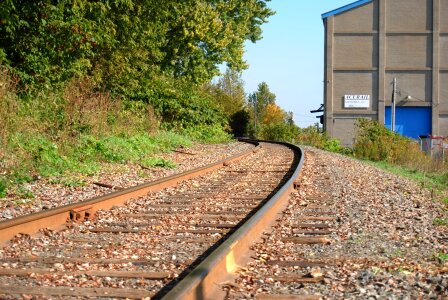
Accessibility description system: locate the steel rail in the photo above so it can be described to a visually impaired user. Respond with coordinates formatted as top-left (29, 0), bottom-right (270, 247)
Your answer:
top-left (162, 140), bottom-right (304, 300)
top-left (0, 141), bottom-right (259, 245)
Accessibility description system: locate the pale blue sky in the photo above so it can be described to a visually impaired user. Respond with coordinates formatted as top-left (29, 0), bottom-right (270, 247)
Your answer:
top-left (241, 0), bottom-right (350, 127)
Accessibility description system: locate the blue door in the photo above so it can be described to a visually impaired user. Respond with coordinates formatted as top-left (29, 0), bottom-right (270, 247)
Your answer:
top-left (385, 107), bottom-right (431, 139)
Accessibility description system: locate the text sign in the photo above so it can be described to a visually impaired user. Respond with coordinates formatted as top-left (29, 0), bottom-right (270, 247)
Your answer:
top-left (344, 95), bottom-right (370, 108)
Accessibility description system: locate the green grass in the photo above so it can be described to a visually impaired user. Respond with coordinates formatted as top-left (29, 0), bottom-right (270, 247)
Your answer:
top-left (0, 176), bottom-right (7, 198)
top-left (434, 253), bottom-right (448, 263)
top-left (16, 186), bottom-right (35, 199)
top-left (1, 130), bottom-right (196, 197)
top-left (364, 160), bottom-right (448, 192)
top-left (433, 218), bottom-right (448, 226)
top-left (140, 157), bottom-right (176, 169)
top-left (48, 177), bottom-right (86, 187)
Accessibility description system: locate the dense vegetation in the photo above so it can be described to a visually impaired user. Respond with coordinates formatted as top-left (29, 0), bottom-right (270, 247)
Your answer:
top-left (0, 0), bottom-right (297, 198)
top-left (0, 0), bottom-right (288, 197)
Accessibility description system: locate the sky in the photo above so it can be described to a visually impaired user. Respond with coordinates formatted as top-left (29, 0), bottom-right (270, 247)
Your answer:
top-left (241, 0), bottom-right (350, 128)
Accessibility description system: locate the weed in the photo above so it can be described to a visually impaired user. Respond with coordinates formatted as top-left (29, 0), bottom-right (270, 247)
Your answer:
top-left (371, 267), bottom-right (383, 275)
top-left (137, 170), bottom-right (150, 178)
top-left (140, 157), bottom-right (176, 169)
top-left (296, 126), bottom-right (351, 154)
top-left (392, 248), bottom-right (405, 258)
top-left (16, 186), bottom-right (34, 199)
top-left (433, 218), bottom-right (448, 226)
top-left (0, 176), bottom-right (7, 198)
top-left (435, 253), bottom-right (448, 263)
top-left (181, 124), bottom-right (231, 144)
top-left (441, 197), bottom-right (448, 206)
top-left (49, 177), bottom-right (86, 187)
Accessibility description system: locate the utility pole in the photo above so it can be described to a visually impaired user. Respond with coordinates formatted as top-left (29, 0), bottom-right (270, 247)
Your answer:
top-left (392, 77), bottom-right (397, 133)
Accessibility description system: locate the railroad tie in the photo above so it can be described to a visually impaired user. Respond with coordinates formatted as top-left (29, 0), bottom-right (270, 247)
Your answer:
top-left (0, 286), bottom-right (155, 298)
top-left (0, 268), bottom-right (170, 279)
top-left (256, 294), bottom-right (322, 300)
top-left (281, 236), bottom-right (332, 245)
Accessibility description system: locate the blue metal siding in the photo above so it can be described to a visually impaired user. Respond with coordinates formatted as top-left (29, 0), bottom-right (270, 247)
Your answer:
top-left (322, 0), bottom-right (373, 20)
top-left (385, 107), bottom-right (432, 139)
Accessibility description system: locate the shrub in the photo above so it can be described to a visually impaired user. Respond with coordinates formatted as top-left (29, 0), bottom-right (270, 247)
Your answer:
top-left (296, 126), bottom-right (349, 154)
top-left (353, 119), bottom-right (430, 167)
top-left (181, 124), bottom-right (232, 144)
top-left (258, 123), bottom-right (299, 142)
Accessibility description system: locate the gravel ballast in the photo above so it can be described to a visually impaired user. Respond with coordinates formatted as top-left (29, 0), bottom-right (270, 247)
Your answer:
top-left (225, 146), bottom-right (448, 299)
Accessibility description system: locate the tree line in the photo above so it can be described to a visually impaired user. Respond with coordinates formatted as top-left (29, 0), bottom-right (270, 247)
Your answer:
top-left (0, 0), bottom-right (297, 140)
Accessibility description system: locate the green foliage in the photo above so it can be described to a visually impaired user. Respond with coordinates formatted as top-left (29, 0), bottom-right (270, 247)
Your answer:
top-left (207, 69), bottom-right (246, 116)
top-left (435, 253), bottom-right (448, 263)
top-left (248, 82), bottom-right (276, 127)
top-left (0, 0), bottom-right (273, 89)
top-left (16, 186), bottom-right (34, 199)
top-left (49, 177), bottom-right (86, 187)
top-left (143, 76), bottom-right (228, 130)
top-left (433, 218), bottom-right (448, 226)
top-left (258, 123), bottom-right (299, 142)
top-left (0, 176), bottom-right (7, 198)
top-left (182, 124), bottom-right (232, 144)
top-left (296, 126), bottom-right (350, 154)
top-left (353, 119), bottom-right (440, 172)
top-left (141, 157), bottom-right (176, 169)
top-left (0, 1), bottom-right (278, 191)
top-left (442, 197), bottom-right (448, 206)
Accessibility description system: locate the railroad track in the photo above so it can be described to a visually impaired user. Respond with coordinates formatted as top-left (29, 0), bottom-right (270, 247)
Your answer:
top-left (0, 140), bottom-right (304, 299)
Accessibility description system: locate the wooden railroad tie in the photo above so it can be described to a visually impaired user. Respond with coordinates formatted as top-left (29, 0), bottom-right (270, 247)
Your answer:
top-left (0, 268), bottom-right (170, 279)
top-left (267, 260), bottom-right (329, 268)
top-left (272, 275), bottom-right (324, 284)
top-left (0, 257), bottom-right (189, 266)
top-left (292, 230), bottom-right (332, 235)
top-left (256, 294), bottom-right (322, 300)
top-left (282, 236), bottom-right (331, 245)
top-left (292, 223), bottom-right (330, 229)
top-left (173, 229), bottom-right (225, 234)
top-left (0, 286), bottom-right (155, 298)
top-left (298, 216), bottom-right (336, 222)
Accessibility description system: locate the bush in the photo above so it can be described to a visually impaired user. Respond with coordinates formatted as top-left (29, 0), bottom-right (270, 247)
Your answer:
top-left (181, 124), bottom-right (232, 144)
top-left (258, 123), bottom-right (299, 142)
top-left (296, 126), bottom-right (349, 154)
top-left (353, 119), bottom-right (444, 173)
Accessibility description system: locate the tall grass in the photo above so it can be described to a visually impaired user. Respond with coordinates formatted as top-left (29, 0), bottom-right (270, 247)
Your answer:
top-left (353, 119), bottom-right (447, 188)
top-left (0, 68), bottom-right (199, 195)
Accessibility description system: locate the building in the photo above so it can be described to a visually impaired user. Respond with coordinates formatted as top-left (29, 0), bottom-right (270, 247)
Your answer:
top-left (322, 0), bottom-right (448, 146)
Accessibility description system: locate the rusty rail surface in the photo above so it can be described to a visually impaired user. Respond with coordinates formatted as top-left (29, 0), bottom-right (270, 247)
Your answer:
top-left (162, 140), bottom-right (304, 300)
top-left (0, 141), bottom-right (259, 245)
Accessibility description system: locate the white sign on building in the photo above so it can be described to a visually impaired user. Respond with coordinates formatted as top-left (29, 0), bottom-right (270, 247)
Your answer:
top-left (344, 95), bottom-right (370, 108)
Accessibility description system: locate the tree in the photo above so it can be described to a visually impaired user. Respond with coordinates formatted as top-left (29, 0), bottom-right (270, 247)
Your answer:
top-left (159, 0), bottom-right (275, 83)
top-left (0, 0), bottom-right (274, 88)
top-left (207, 68), bottom-right (245, 116)
top-left (263, 103), bottom-right (286, 125)
top-left (248, 82), bottom-right (276, 129)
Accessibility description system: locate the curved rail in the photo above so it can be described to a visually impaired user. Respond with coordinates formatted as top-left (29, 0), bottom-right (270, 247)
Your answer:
top-left (0, 141), bottom-right (259, 245)
top-left (162, 140), bottom-right (304, 300)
